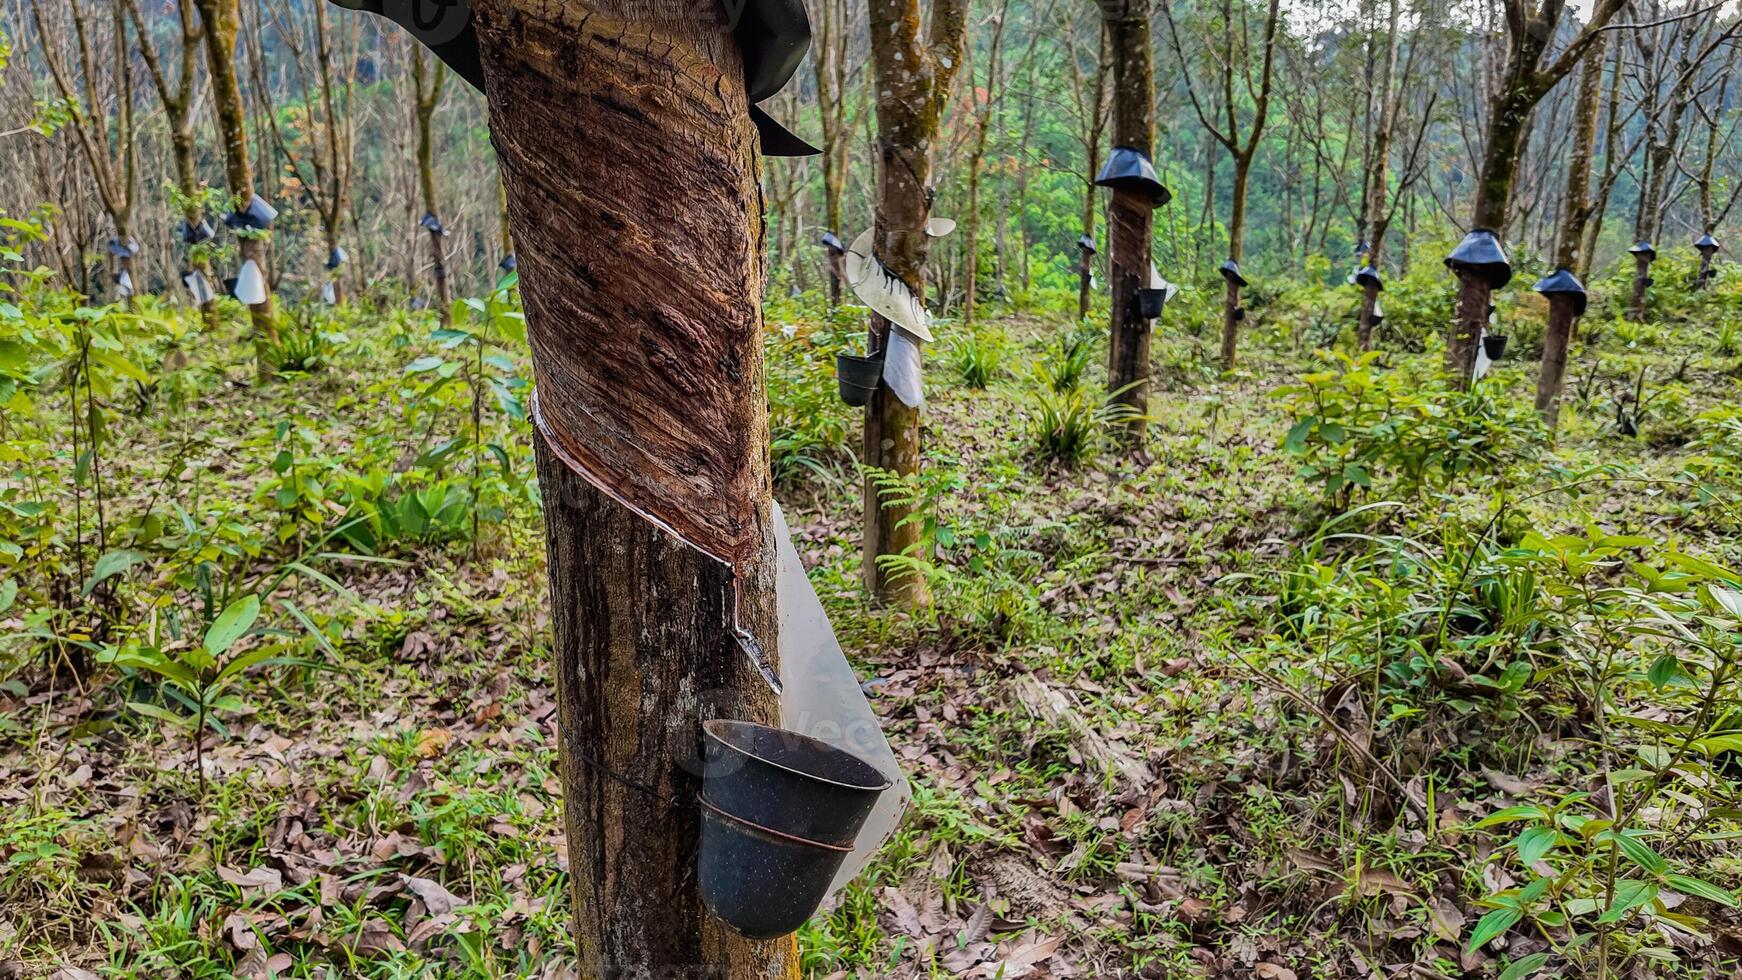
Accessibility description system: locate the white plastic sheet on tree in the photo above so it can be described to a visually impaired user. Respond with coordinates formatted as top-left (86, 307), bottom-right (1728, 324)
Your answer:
top-left (234, 260), bottom-right (267, 306)
top-left (116, 270), bottom-right (134, 298)
top-left (844, 227), bottom-right (933, 342)
top-left (184, 271), bottom-right (214, 305)
top-left (323, 281), bottom-right (338, 305)
top-left (883, 327), bottom-right (925, 408)
top-left (925, 217), bottom-right (957, 238)
top-left (773, 503), bottom-right (908, 895)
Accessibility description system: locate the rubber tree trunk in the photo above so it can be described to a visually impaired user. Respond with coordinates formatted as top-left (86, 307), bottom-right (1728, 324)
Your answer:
top-left (859, 0), bottom-right (964, 606)
top-left (1697, 247), bottom-right (1715, 288)
top-left (1218, 157), bottom-right (1251, 372)
top-left (168, 132), bottom-right (220, 329)
top-left (194, 0), bottom-right (276, 347)
top-left (413, 49), bottom-right (451, 326)
top-left (1629, 252), bottom-right (1652, 322)
top-left (1356, 279), bottom-right (1381, 349)
top-left (1102, 0), bottom-right (1155, 444)
top-left (1536, 36), bottom-right (1605, 435)
top-left (469, 1), bottom-right (793, 974)
top-left (1448, 74), bottom-right (1540, 381)
top-left (1077, 246), bottom-right (1093, 322)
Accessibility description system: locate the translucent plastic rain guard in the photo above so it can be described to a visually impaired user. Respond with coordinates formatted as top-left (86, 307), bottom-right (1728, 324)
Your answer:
top-left (773, 503), bottom-right (909, 895)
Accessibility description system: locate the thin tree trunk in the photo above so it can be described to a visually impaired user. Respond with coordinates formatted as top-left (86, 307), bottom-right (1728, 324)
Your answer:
top-left (860, 0), bottom-right (966, 605)
top-left (467, 0), bottom-right (793, 974)
top-left (194, 0), bottom-right (277, 349)
top-left (413, 48), bottom-right (451, 325)
top-left (1102, 0), bottom-right (1155, 444)
top-left (1537, 39), bottom-right (1605, 435)
top-left (1218, 156), bottom-right (1250, 371)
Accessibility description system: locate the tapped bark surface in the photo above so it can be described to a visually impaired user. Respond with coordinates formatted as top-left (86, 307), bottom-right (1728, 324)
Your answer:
top-left (469, 0), bottom-right (794, 974)
top-left (1102, 0), bottom-right (1155, 444)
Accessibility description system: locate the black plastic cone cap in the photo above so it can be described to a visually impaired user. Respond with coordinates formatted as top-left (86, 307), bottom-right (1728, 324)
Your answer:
top-left (819, 231), bottom-right (844, 253)
top-left (1444, 228), bottom-right (1511, 288)
top-left (1629, 241), bottom-right (1656, 259)
top-left (1532, 267), bottom-right (1588, 317)
top-left (1094, 146), bottom-right (1170, 207)
top-left (326, 246), bottom-right (348, 270)
top-left (499, 254), bottom-right (517, 272)
top-left (1219, 259), bottom-right (1248, 288)
top-left (183, 219), bottom-right (215, 245)
top-left (324, 0), bottom-right (818, 156)
top-left (420, 212), bottom-right (447, 236)
top-left (1694, 234), bottom-right (1719, 254)
top-left (1077, 234), bottom-right (1096, 254)
top-left (1353, 265), bottom-right (1382, 290)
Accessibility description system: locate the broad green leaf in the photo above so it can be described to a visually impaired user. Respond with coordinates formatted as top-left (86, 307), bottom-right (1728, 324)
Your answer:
top-left (82, 548), bottom-right (146, 596)
top-left (1477, 805), bottom-right (1550, 828)
top-left (1496, 953), bottom-right (1550, 980)
top-left (1665, 874), bottom-right (1737, 907)
top-left (1466, 907), bottom-right (1521, 952)
top-left (127, 701), bottom-right (193, 730)
top-left (0, 578), bottom-right (15, 614)
top-left (204, 595), bottom-right (260, 657)
top-left (1597, 880), bottom-right (1656, 924)
top-left (1515, 827), bottom-right (1557, 868)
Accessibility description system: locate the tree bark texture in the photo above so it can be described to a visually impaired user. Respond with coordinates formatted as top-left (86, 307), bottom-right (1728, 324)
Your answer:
top-left (1536, 35), bottom-right (1605, 434)
top-left (469, 0), bottom-right (794, 975)
top-left (194, 0), bottom-right (276, 344)
top-left (859, 0), bottom-right (965, 605)
top-left (1103, 0), bottom-right (1155, 443)
top-left (473, 0), bottom-right (771, 573)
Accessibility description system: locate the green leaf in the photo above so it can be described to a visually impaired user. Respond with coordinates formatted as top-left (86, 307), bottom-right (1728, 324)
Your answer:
top-left (1515, 827), bottom-right (1557, 868)
top-left (1646, 654), bottom-right (1683, 689)
top-left (1496, 953), bottom-right (1551, 980)
top-left (1466, 907), bottom-right (1521, 952)
top-left (0, 578), bottom-right (15, 614)
top-left (82, 548), bottom-right (146, 596)
top-left (127, 700), bottom-right (193, 730)
top-left (203, 595), bottom-right (260, 657)
top-left (1597, 880), bottom-right (1656, 924)
top-left (404, 356), bottom-right (446, 375)
top-left (1602, 831), bottom-right (1667, 876)
top-left (1285, 416), bottom-right (1316, 454)
top-left (1665, 874), bottom-right (1737, 907)
top-left (1477, 805), bottom-right (1551, 828)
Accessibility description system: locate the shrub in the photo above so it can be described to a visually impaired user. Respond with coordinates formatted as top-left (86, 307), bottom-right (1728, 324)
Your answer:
top-left (1026, 384), bottom-right (1137, 466)
top-left (952, 328), bottom-right (1006, 388)
top-left (1277, 351), bottom-right (1543, 509)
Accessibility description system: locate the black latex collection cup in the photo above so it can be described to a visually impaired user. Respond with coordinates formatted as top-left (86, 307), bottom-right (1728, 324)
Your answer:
top-left (698, 720), bottom-right (893, 940)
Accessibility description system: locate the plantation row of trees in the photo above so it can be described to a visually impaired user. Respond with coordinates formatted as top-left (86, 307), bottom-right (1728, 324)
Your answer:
top-left (2, 1), bottom-right (1738, 316)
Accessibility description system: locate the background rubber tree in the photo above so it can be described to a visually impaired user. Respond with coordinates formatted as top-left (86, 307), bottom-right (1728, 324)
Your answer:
top-left (411, 46), bottom-right (451, 326)
top-left (31, 0), bottom-right (138, 307)
top-left (249, 3), bottom-right (357, 306)
top-left (959, 0), bottom-right (1010, 328)
top-left (193, 0), bottom-right (278, 350)
top-left (1442, 0), bottom-right (1626, 382)
top-left (812, 0), bottom-right (851, 306)
top-left (122, 0), bottom-right (219, 329)
top-left (860, 0), bottom-right (968, 605)
top-left (1060, 10), bottom-right (1108, 322)
top-left (1101, 0), bottom-right (1156, 445)
top-left (1535, 32), bottom-right (1606, 436)
top-left (1162, 0), bottom-right (1283, 373)
top-left (464, 0), bottom-right (794, 973)
top-left (1352, 0), bottom-right (1436, 350)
